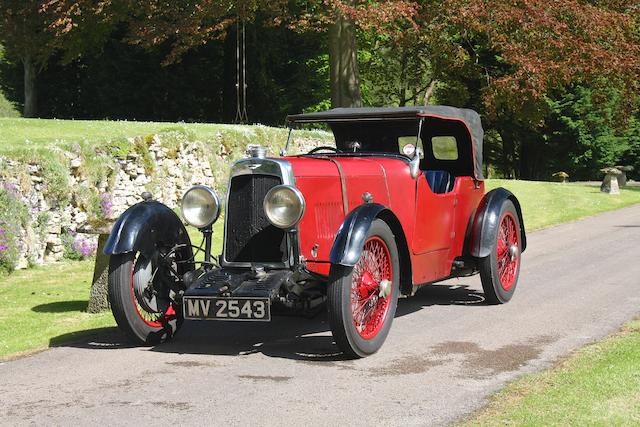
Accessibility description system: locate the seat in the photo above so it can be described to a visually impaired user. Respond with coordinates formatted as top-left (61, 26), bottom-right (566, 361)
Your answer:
top-left (425, 170), bottom-right (454, 194)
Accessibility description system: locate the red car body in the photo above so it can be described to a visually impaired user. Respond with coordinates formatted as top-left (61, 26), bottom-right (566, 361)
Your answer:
top-left (291, 156), bottom-right (483, 283)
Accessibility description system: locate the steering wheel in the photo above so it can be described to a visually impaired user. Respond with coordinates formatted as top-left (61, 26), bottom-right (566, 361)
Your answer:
top-left (307, 146), bottom-right (342, 155)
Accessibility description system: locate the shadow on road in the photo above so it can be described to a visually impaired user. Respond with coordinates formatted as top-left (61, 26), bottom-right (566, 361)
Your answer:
top-left (48, 283), bottom-right (486, 361)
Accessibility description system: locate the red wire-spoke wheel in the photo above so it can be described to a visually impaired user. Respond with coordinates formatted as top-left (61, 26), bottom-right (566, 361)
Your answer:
top-left (129, 254), bottom-right (176, 328)
top-left (108, 247), bottom-right (192, 345)
top-left (350, 237), bottom-right (393, 339)
top-left (328, 219), bottom-right (400, 358)
top-left (496, 212), bottom-right (519, 291)
top-left (479, 200), bottom-right (522, 304)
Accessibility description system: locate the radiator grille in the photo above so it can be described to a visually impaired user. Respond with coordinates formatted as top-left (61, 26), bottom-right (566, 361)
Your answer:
top-left (225, 174), bottom-right (287, 263)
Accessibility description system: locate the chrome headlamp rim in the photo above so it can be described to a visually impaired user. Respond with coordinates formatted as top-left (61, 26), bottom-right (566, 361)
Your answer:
top-left (180, 185), bottom-right (221, 229)
top-left (263, 184), bottom-right (305, 230)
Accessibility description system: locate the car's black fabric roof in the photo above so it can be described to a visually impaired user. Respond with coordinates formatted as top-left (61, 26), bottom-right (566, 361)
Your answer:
top-left (287, 106), bottom-right (484, 180)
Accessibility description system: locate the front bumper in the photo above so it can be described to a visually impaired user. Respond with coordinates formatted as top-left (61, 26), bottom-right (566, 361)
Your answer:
top-left (184, 268), bottom-right (292, 301)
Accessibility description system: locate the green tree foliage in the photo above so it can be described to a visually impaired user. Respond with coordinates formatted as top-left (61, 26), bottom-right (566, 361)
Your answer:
top-left (0, 1), bottom-right (115, 117)
top-left (0, 19), bottom-right (329, 124)
top-left (0, 1), bottom-right (57, 117)
top-left (544, 86), bottom-right (631, 180)
top-left (620, 115), bottom-right (640, 181)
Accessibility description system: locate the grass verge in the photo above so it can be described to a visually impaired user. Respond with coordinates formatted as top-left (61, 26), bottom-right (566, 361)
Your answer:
top-left (0, 260), bottom-right (114, 360)
top-left (463, 320), bottom-right (640, 426)
top-left (0, 117), bottom-right (329, 158)
top-left (487, 179), bottom-right (640, 231)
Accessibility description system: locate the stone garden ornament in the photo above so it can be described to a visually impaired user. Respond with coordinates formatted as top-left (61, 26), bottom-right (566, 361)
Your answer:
top-left (601, 167), bottom-right (622, 194)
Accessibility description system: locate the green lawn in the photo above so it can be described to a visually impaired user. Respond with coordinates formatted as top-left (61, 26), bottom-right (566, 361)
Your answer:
top-left (0, 117), bottom-right (252, 146)
top-left (0, 260), bottom-right (114, 359)
top-left (464, 320), bottom-right (640, 426)
top-left (0, 117), bottom-right (330, 158)
top-left (487, 179), bottom-right (640, 231)
top-left (0, 93), bottom-right (19, 118)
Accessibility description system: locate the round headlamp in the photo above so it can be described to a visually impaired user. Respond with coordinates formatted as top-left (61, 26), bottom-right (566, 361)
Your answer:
top-left (181, 185), bottom-right (221, 229)
top-left (263, 185), bottom-right (305, 229)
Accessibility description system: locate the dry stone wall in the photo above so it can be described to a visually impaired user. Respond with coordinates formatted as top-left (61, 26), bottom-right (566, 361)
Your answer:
top-left (1, 136), bottom-right (217, 269)
top-left (0, 130), bottom-right (329, 271)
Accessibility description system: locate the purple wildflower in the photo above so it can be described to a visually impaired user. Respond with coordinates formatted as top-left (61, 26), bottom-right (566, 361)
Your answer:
top-left (100, 193), bottom-right (113, 218)
top-left (71, 234), bottom-right (97, 258)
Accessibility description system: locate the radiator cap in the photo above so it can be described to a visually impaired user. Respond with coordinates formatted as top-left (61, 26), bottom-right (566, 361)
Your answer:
top-left (246, 145), bottom-right (267, 159)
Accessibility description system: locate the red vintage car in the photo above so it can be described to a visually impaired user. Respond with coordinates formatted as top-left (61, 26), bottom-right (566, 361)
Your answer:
top-left (105, 106), bottom-right (526, 358)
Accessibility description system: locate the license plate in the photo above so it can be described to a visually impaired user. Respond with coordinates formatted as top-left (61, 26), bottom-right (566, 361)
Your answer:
top-left (183, 297), bottom-right (271, 322)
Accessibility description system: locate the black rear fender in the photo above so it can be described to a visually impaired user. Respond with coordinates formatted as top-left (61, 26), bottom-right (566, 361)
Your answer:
top-left (469, 188), bottom-right (526, 258)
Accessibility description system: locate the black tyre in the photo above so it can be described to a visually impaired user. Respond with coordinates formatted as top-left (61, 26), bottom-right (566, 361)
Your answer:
top-left (327, 219), bottom-right (400, 358)
top-left (479, 200), bottom-right (522, 304)
top-left (108, 251), bottom-right (184, 345)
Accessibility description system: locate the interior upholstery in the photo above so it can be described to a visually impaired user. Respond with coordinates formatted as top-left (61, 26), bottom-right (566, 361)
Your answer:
top-left (425, 170), bottom-right (455, 194)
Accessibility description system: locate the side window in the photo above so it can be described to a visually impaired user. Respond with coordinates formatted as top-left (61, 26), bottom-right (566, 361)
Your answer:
top-left (431, 136), bottom-right (458, 160)
top-left (398, 136), bottom-right (424, 158)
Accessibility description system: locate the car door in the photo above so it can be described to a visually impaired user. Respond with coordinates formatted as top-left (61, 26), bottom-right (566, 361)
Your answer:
top-left (409, 172), bottom-right (457, 283)
top-left (412, 174), bottom-right (456, 255)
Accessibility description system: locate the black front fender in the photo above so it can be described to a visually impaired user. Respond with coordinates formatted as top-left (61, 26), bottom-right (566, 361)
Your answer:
top-left (104, 201), bottom-right (191, 258)
top-left (470, 187), bottom-right (527, 258)
top-left (329, 203), bottom-right (387, 267)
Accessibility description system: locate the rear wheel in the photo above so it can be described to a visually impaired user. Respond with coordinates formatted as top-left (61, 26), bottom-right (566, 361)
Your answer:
top-left (327, 219), bottom-right (400, 358)
top-left (108, 249), bottom-right (188, 345)
top-left (479, 200), bottom-right (522, 304)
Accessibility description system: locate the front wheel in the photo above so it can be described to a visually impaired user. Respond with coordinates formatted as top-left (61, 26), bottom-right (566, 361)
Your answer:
top-left (108, 251), bottom-right (185, 345)
top-left (479, 200), bottom-right (522, 304)
top-left (327, 219), bottom-right (400, 358)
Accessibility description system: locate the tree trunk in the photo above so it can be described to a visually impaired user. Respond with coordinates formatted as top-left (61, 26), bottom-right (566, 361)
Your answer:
top-left (23, 56), bottom-right (38, 118)
top-left (328, 8), bottom-right (362, 108)
top-left (423, 80), bottom-right (437, 105)
top-left (499, 130), bottom-right (517, 179)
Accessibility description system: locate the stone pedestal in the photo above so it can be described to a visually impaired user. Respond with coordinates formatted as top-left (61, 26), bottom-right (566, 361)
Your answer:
top-left (615, 165), bottom-right (634, 187)
top-left (600, 168), bottom-right (622, 195)
top-left (78, 224), bottom-right (114, 313)
top-left (87, 234), bottom-right (110, 313)
top-left (552, 172), bottom-right (569, 183)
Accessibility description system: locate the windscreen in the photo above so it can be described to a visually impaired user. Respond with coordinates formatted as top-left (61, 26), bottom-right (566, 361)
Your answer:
top-left (330, 120), bottom-right (421, 155)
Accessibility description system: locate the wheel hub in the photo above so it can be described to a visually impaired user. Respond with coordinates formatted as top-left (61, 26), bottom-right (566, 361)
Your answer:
top-left (358, 271), bottom-right (378, 297)
top-left (133, 256), bottom-right (160, 313)
top-left (509, 244), bottom-right (519, 261)
top-left (378, 279), bottom-right (391, 299)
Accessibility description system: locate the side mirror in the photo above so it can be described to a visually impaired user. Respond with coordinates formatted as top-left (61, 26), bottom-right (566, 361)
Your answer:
top-left (410, 147), bottom-right (421, 179)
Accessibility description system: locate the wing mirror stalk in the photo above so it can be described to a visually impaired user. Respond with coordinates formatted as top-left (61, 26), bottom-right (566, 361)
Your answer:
top-left (410, 147), bottom-right (421, 179)
top-left (411, 117), bottom-right (424, 179)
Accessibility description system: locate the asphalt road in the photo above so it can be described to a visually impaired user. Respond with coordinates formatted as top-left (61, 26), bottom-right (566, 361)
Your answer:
top-left (2, 205), bottom-right (640, 426)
